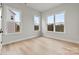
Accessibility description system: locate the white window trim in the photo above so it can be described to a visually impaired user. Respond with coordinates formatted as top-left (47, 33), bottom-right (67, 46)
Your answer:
top-left (33, 15), bottom-right (40, 32)
top-left (5, 6), bottom-right (22, 35)
top-left (47, 11), bottom-right (65, 33)
top-left (46, 15), bottom-right (54, 32)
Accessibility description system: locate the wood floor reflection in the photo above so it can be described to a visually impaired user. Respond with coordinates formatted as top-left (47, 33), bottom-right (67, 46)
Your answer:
top-left (1, 37), bottom-right (79, 55)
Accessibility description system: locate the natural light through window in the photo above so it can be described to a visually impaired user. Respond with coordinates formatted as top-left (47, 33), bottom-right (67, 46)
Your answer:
top-left (7, 9), bottom-right (21, 33)
top-left (47, 15), bottom-right (54, 31)
top-left (34, 16), bottom-right (40, 31)
top-left (47, 11), bottom-right (64, 32)
top-left (55, 12), bottom-right (64, 32)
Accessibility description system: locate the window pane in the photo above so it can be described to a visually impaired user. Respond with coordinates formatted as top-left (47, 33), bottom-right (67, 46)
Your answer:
top-left (55, 12), bottom-right (64, 32)
top-left (47, 16), bottom-right (54, 31)
top-left (14, 11), bottom-right (21, 32)
top-left (34, 16), bottom-right (40, 31)
top-left (7, 9), bottom-right (21, 33)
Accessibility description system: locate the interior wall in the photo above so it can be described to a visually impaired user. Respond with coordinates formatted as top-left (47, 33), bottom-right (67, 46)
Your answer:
top-left (2, 3), bottom-right (79, 45)
top-left (42, 3), bottom-right (79, 43)
top-left (2, 3), bottom-right (41, 45)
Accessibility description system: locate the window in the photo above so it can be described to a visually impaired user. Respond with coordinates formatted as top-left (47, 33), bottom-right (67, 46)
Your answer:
top-left (7, 9), bottom-right (21, 33)
top-left (14, 10), bottom-right (21, 32)
top-left (47, 12), bottom-right (64, 32)
top-left (47, 15), bottom-right (54, 31)
top-left (34, 16), bottom-right (40, 31)
top-left (55, 12), bottom-right (64, 32)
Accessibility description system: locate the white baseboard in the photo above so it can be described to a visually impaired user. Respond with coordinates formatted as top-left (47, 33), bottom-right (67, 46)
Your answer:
top-left (43, 34), bottom-right (79, 44)
top-left (3, 34), bottom-right (79, 45)
top-left (2, 34), bottom-right (40, 45)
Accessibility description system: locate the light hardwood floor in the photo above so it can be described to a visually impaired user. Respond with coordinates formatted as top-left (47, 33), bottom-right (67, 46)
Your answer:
top-left (1, 37), bottom-right (79, 55)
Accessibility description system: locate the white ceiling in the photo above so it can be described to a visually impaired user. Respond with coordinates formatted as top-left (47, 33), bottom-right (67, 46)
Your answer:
top-left (26, 3), bottom-right (61, 12)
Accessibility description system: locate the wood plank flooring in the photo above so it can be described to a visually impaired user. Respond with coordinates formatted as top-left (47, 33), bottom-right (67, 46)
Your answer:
top-left (1, 37), bottom-right (79, 55)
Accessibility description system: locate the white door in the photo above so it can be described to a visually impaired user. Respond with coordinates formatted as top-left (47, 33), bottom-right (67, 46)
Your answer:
top-left (0, 4), bottom-right (3, 53)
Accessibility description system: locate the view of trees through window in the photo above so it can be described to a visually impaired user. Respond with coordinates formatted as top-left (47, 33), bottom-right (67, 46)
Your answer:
top-left (47, 16), bottom-right (54, 31)
top-left (47, 12), bottom-right (64, 32)
top-left (34, 16), bottom-right (40, 31)
top-left (55, 12), bottom-right (64, 32)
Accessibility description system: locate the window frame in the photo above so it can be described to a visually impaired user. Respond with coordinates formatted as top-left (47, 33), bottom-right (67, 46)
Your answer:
top-left (54, 11), bottom-right (65, 33)
top-left (6, 6), bottom-right (22, 35)
top-left (33, 15), bottom-right (40, 32)
top-left (47, 11), bottom-right (65, 33)
top-left (46, 15), bottom-right (54, 32)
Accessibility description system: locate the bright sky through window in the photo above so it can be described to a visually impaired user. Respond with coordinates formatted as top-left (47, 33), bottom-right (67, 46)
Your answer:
top-left (47, 13), bottom-right (64, 25)
top-left (12, 10), bottom-right (20, 22)
top-left (47, 16), bottom-right (54, 24)
top-left (55, 12), bottom-right (64, 25)
top-left (55, 12), bottom-right (64, 22)
top-left (34, 16), bottom-right (40, 25)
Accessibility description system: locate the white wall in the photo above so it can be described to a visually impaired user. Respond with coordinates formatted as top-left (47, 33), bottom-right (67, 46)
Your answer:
top-left (42, 3), bottom-right (79, 44)
top-left (2, 3), bottom-right (41, 45)
top-left (2, 3), bottom-right (79, 45)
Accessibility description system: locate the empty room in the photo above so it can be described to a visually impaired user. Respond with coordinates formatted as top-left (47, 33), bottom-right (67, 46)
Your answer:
top-left (0, 3), bottom-right (79, 55)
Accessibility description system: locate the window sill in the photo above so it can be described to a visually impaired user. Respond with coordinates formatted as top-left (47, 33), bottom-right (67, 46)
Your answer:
top-left (47, 31), bottom-right (65, 34)
top-left (34, 30), bottom-right (40, 32)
